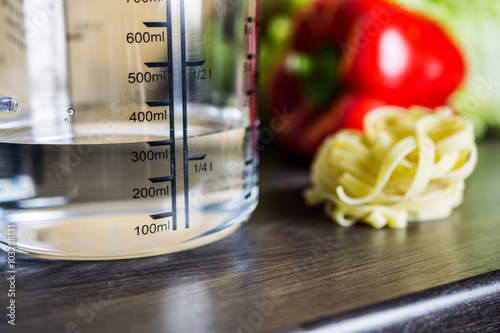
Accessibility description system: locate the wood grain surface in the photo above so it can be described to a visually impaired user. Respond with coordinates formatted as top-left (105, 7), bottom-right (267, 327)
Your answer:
top-left (1, 139), bottom-right (500, 333)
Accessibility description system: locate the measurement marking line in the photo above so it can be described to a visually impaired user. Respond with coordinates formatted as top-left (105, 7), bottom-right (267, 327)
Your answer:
top-left (245, 159), bottom-right (254, 166)
top-left (150, 212), bottom-right (174, 220)
top-left (148, 140), bottom-right (173, 147)
top-left (248, 17), bottom-right (254, 23)
top-left (146, 101), bottom-right (170, 107)
top-left (166, 0), bottom-right (177, 231)
top-left (247, 89), bottom-right (255, 96)
top-left (145, 61), bottom-right (169, 68)
top-left (180, 0), bottom-right (191, 229)
top-left (247, 54), bottom-right (254, 60)
top-left (188, 154), bottom-right (207, 161)
top-left (144, 22), bottom-right (168, 28)
top-left (186, 60), bottom-right (205, 67)
top-left (149, 176), bottom-right (174, 183)
top-left (245, 193), bottom-right (252, 200)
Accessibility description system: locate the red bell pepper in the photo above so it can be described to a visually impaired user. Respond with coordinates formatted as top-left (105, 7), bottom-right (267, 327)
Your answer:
top-left (339, 3), bottom-right (465, 107)
top-left (268, 60), bottom-right (386, 157)
top-left (267, 0), bottom-right (465, 158)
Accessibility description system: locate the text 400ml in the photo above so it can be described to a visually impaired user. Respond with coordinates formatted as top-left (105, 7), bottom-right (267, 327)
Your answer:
top-left (130, 110), bottom-right (167, 123)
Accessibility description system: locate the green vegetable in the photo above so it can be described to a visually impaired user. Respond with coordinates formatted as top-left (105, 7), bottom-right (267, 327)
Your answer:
top-left (259, 1), bottom-right (314, 112)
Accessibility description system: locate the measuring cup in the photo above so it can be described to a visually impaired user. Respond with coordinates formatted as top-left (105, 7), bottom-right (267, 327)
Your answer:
top-left (0, 0), bottom-right (259, 260)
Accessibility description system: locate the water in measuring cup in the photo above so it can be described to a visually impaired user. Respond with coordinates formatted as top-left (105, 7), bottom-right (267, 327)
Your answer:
top-left (0, 120), bottom-right (258, 260)
top-left (0, 0), bottom-right (259, 259)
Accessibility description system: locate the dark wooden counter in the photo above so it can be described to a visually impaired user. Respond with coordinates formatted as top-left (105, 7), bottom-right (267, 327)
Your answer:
top-left (1, 139), bottom-right (500, 333)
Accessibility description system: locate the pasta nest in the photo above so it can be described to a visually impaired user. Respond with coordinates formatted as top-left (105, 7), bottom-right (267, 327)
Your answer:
top-left (305, 106), bottom-right (477, 229)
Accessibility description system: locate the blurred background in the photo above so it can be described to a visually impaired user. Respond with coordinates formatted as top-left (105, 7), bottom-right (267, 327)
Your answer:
top-left (259, 0), bottom-right (500, 159)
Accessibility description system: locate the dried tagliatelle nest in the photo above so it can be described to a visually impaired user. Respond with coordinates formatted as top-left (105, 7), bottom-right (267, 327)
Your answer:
top-left (304, 106), bottom-right (478, 229)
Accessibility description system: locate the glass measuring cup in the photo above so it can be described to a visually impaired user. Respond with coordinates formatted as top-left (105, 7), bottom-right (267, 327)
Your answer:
top-left (0, 0), bottom-right (259, 260)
